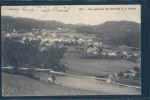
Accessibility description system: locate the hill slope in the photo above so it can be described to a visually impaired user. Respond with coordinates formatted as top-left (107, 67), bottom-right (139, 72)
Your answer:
top-left (2, 72), bottom-right (103, 96)
top-left (1, 16), bottom-right (76, 31)
top-left (76, 21), bottom-right (141, 48)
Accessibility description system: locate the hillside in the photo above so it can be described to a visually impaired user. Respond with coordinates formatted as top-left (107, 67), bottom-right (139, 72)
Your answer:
top-left (76, 21), bottom-right (141, 48)
top-left (2, 72), bottom-right (103, 96)
top-left (1, 16), bottom-right (76, 31)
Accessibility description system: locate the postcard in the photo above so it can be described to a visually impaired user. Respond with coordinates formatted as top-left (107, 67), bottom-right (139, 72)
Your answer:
top-left (1, 5), bottom-right (142, 96)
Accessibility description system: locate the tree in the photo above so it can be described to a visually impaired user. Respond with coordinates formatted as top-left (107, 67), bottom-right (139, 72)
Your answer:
top-left (10, 56), bottom-right (18, 71)
top-left (2, 37), bottom-right (68, 72)
top-left (98, 47), bottom-right (103, 54)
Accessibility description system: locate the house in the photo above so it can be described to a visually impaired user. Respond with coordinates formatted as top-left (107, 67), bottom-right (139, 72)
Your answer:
top-left (122, 51), bottom-right (127, 55)
top-left (27, 32), bottom-right (33, 35)
top-left (99, 42), bottom-right (103, 46)
top-left (121, 51), bottom-right (131, 59)
top-left (28, 37), bottom-right (33, 41)
top-left (86, 47), bottom-right (93, 53)
top-left (86, 47), bottom-right (97, 53)
top-left (76, 38), bottom-right (84, 44)
top-left (13, 29), bottom-right (16, 32)
top-left (93, 51), bottom-right (98, 54)
top-left (51, 32), bottom-right (56, 38)
top-left (125, 53), bottom-right (134, 59)
top-left (101, 51), bottom-right (107, 56)
top-left (133, 53), bottom-right (140, 57)
top-left (86, 46), bottom-right (100, 55)
top-left (42, 32), bottom-right (46, 36)
top-left (107, 73), bottom-right (119, 80)
top-left (126, 54), bottom-right (132, 59)
top-left (5, 33), bottom-right (11, 37)
top-left (93, 42), bottom-right (99, 46)
top-left (124, 72), bottom-right (135, 77)
top-left (39, 47), bottom-right (46, 52)
top-left (22, 36), bottom-right (27, 41)
top-left (11, 32), bottom-right (18, 36)
top-left (107, 52), bottom-right (117, 56)
top-left (87, 39), bottom-right (93, 42)
top-left (34, 30), bottom-right (40, 34)
top-left (71, 38), bottom-right (76, 43)
top-left (104, 51), bottom-right (119, 59)
top-left (19, 40), bottom-right (25, 44)
top-left (116, 52), bottom-right (124, 58)
top-left (32, 28), bottom-right (35, 31)
top-left (58, 28), bottom-right (62, 30)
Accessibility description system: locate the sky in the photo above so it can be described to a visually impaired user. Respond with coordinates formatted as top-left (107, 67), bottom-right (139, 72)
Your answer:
top-left (1, 5), bottom-right (141, 25)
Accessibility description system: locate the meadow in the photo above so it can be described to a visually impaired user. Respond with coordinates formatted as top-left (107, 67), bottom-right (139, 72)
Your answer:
top-left (2, 72), bottom-right (104, 96)
top-left (61, 51), bottom-right (140, 76)
top-left (2, 69), bottom-right (141, 96)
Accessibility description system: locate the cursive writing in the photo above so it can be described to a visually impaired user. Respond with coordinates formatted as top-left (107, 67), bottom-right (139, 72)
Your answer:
top-left (4, 6), bottom-right (70, 18)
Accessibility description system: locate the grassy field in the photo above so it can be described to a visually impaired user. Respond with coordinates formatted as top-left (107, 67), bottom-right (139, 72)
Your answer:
top-left (116, 78), bottom-right (141, 87)
top-left (61, 51), bottom-right (140, 76)
top-left (2, 70), bottom-right (141, 96)
top-left (2, 72), bottom-right (105, 96)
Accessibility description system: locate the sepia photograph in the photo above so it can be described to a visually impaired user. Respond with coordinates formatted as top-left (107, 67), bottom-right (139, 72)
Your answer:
top-left (1, 5), bottom-right (141, 96)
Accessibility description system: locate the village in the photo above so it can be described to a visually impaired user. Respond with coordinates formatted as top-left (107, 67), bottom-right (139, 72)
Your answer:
top-left (3, 27), bottom-right (141, 63)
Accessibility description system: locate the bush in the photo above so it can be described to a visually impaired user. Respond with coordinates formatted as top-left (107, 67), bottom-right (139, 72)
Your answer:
top-left (118, 71), bottom-right (124, 78)
top-left (96, 74), bottom-right (107, 78)
top-left (125, 70), bottom-right (132, 73)
top-left (125, 75), bottom-right (130, 78)
top-left (52, 64), bottom-right (68, 72)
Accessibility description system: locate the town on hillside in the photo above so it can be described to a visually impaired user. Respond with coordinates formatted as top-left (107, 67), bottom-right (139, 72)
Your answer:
top-left (2, 28), bottom-right (141, 62)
